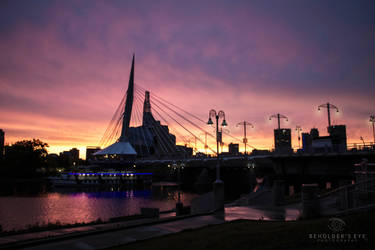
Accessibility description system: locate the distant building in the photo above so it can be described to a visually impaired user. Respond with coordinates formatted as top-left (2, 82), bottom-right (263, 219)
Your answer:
top-left (60, 148), bottom-right (80, 166)
top-left (228, 143), bottom-right (239, 155)
top-left (70, 148), bottom-right (79, 163)
top-left (328, 125), bottom-right (347, 153)
top-left (301, 125), bottom-right (347, 153)
top-left (251, 149), bottom-right (271, 156)
top-left (46, 153), bottom-right (60, 169)
top-left (310, 128), bottom-right (319, 139)
top-left (86, 146), bottom-right (101, 161)
top-left (0, 129), bottom-right (4, 157)
top-left (302, 132), bottom-right (312, 152)
top-left (312, 136), bottom-right (333, 153)
top-left (274, 129), bottom-right (292, 153)
top-left (195, 152), bottom-right (206, 158)
top-left (176, 145), bottom-right (193, 157)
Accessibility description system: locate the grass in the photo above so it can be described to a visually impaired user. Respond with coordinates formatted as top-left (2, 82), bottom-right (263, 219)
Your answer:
top-left (106, 211), bottom-right (375, 250)
top-left (0, 214), bottom-right (145, 237)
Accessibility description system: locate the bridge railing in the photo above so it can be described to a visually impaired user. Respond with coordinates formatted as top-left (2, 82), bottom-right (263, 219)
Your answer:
top-left (318, 160), bottom-right (375, 212)
top-left (346, 142), bottom-right (375, 152)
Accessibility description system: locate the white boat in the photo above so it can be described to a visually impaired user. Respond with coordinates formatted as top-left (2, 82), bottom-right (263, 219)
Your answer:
top-left (48, 171), bottom-right (152, 187)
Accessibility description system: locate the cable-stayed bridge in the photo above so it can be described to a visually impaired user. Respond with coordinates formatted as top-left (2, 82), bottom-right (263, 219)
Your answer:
top-left (94, 55), bottom-right (253, 163)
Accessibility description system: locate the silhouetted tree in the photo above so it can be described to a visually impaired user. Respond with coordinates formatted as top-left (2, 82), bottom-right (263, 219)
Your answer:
top-left (2, 139), bottom-right (49, 177)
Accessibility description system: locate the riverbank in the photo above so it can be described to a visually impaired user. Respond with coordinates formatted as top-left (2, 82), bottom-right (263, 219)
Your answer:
top-left (0, 188), bottom-right (197, 232)
top-left (0, 213), bottom-right (147, 237)
top-left (107, 211), bottom-right (374, 250)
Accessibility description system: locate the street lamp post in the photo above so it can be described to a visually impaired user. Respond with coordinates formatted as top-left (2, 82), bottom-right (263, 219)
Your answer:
top-left (207, 109), bottom-right (227, 181)
top-left (236, 121), bottom-right (254, 155)
top-left (269, 114), bottom-right (288, 129)
top-left (318, 102), bottom-right (339, 128)
top-left (360, 136), bottom-right (366, 147)
top-left (370, 115), bottom-right (375, 144)
top-left (207, 109), bottom-right (227, 211)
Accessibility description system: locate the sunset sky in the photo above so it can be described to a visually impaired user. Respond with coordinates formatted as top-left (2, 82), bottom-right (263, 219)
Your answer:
top-left (1, 0), bottom-right (375, 158)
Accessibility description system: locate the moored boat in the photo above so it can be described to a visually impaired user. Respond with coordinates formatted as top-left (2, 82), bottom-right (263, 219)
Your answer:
top-left (48, 171), bottom-right (152, 187)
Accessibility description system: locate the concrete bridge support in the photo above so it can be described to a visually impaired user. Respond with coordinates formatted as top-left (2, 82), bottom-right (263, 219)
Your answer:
top-left (272, 180), bottom-right (285, 206)
top-left (339, 180), bottom-right (353, 210)
top-left (213, 180), bottom-right (225, 211)
top-left (302, 183), bottom-right (319, 219)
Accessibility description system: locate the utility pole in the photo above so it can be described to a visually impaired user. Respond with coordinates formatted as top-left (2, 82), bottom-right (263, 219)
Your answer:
top-left (370, 115), bottom-right (375, 144)
top-left (236, 121), bottom-right (254, 155)
top-left (269, 114), bottom-right (288, 129)
top-left (203, 132), bottom-right (208, 156)
top-left (193, 136), bottom-right (197, 153)
top-left (318, 102), bottom-right (339, 128)
top-left (295, 125), bottom-right (302, 149)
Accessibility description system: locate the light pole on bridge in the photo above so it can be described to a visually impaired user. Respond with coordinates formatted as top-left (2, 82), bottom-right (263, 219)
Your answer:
top-left (207, 109), bottom-right (227, 211)
top-left (269, 113), bottom-right (288, 129)
top-left (318, 102), bottom-right (339, 129)
top-left (370, 115), bottom-right (375, 144)
top-left (236, 121), bottom-right (254, 155)
top-left (207, 110), bottom-right (227, 181)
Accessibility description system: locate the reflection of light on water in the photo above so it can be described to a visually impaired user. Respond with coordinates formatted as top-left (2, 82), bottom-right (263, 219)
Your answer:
top-left (0, 189), bottom-right (197, 231)
top-left (42, 192), bottom-right (94, 225)
top-left (45, 193), bottom-right (61, 200)
top-left (126, 190), bottom-right (134, 198)
top-left (224, 206), bottom-right (300, 222)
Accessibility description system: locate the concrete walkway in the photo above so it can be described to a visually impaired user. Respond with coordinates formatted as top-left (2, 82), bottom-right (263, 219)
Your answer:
top-left (0, 217), bottom-right (156, 248)
top-left (23, 215), bottom-right (223, 250)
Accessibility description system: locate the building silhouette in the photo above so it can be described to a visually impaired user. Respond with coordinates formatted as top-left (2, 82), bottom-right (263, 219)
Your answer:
top-left (302, 125), bottom-right (347, 153)
top-left (0, 129), bottom-right (4, 157)
top-left (274, 128), bottom-right (292, 153)
top-left (310, 128), bottom-right (319, 139)
top-left (228, 143), bottom-right (239, 155)
top-left (86, 146), bottom-right (101, 160)
top-left (94, 55), bottom-right (184, 159)
top-left (127, 91), bottom-right (179, 157)
top-left (328, 125), bottom-right (347, 152)
top-left (60, 148), bottom-right (80, 166)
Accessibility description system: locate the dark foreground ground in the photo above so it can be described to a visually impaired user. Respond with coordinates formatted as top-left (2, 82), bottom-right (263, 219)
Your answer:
top-left (106, 211), bottom-right (375, 250)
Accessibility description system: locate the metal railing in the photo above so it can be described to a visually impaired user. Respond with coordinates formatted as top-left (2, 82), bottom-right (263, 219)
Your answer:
top-left (318, 159), bottom-right (375, 213)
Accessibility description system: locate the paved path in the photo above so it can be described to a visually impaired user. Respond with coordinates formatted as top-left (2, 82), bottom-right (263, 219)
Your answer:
top-left (23, 215), bottom-right (224, 250)
top-left (0, 217), bottom-right (157, 247)
top-left (0, 205), bottom-right (301, 250)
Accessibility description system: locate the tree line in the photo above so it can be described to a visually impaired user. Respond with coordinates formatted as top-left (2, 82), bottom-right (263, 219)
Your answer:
top-left (0, 139), bottom-right (83, 178)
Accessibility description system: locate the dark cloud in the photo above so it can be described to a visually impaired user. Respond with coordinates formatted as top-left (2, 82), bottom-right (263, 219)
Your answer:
top-left (1, 0), bottom-right (375, 151)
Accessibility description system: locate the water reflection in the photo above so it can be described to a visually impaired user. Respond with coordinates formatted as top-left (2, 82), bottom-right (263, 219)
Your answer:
top-left (0, 186), bottom-right (197, 231)
top-left (224, 206), bottom-right (300, 221)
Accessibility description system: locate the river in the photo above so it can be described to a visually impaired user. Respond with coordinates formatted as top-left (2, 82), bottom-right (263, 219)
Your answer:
top-left (0, 184), bottom-right (197, 231)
